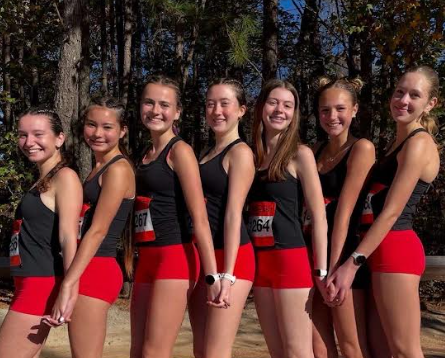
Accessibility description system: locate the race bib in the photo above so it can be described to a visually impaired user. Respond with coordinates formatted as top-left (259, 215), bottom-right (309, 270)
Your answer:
top-left (134, 196), bottom-right (155, 243)
top-left (10, 219), bottom-right (22, 267)
top-left (248, 201), bottom-right (276, 247)
top-left (78, 203), bottom-right (91, 243)
top-left (361, 183), bottom-right (387, 225)
top-left (302, 197), bottom-right (333, 235)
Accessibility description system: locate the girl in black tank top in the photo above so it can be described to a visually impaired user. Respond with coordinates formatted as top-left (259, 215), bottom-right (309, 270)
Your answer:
top-left (310, 77), bottom-right (375, 358)
top-left (131, 76), bottom-right (221, 358)
top-left (328, 66), bottom-right (441, 358)
top-left (50, 98), bottom-right (135, 358)
top-left (0, 109), bottom-right (82, 358)
top-left (188, 79), bottom-right (255, 358)
top-left (249, 79), bottom-right (329, 358)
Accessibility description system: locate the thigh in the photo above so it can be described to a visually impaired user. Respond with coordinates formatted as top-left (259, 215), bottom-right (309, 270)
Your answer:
top-left (188, 279), bottom-right (208, 358)
top-left (312, 289), bottom-right (337, 358)
top-left (204, 279), bottom-right (252, 358)
top-left (68, 294), bottom-right (111, 358)
top-left (130, 282), bottom-right (151, 358)
top-left (0, 310), bottom-right (51, 358)
top-left (142, 279), bottom-right (194, 357)
top-left (332, 289), bottom-right (370, 358)
top-left (372, 273), bottom-right (422, 356)
top-left (253, 287), bottom-right (284, 358)
top-left (274, 287), bottom-right (313, 358)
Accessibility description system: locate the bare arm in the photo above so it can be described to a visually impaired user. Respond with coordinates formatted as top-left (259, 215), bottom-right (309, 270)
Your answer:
top-left (223, 143), bottom-right (255, 277)
top-left (329, 139), bottom-right (375, 272)
top-left (295, 145), bottom-right (328, 271)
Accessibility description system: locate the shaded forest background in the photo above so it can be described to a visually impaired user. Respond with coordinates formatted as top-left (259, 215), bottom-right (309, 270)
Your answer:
top-left (0, 0), bottom-right (444, 253)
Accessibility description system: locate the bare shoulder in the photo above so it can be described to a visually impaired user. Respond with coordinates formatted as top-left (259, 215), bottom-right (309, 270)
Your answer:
top-left (296, 144), bottom-right (315, 162)
top-left (170, 139), bottom-right (195, 160)
top-left (402, 131), bottom-right (437, 157)
top-left (53, 167), bottom-right (81, 187)
top-left (349, 138), bottom-right (375, 158)
top-left (227, 142), bottom-right (254, 163)
top-left (103, 158), bottom-right (134, 180)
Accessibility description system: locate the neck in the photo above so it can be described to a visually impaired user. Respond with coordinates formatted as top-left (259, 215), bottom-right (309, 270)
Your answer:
top-left (395, 121), bottom-right (423, 145)
top-left (264, 130), bottom-right (281, 157)
top-left (37, 154), bottom-right (63, 179)
top-left (327, 131), bottom-right (351, 154)
top-left (214, 127), bottom-right (240, 152)
top-left (151, 129), bottom-right (175, 151)
top-left (94, 146), bottom-right (122, 166)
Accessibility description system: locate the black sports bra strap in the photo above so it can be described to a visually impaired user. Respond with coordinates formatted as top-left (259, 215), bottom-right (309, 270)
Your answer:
top-left (199, 146), bottom-right (214, 162)
top-left (220, 138), bottom-right (243, 157)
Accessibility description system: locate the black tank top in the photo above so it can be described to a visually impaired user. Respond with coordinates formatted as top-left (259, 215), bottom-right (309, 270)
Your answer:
top-left (134, 137), bottom-right (190, 247)
top-left (10, 188), bottom-right (63, 277)
top-left (304, 141), bottom-right (366, 265)
top-left (199, 138), bottom-right (250, 249)
top-left (80, 155), bottom-right (134, 257)
top-left (362, 128), bottom-right (430, 231)
top-left (248, 171), bottom-right (305, 250)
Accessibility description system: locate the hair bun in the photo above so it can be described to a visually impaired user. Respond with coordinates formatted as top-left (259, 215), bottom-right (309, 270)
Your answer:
top-left (317, 76), bottom-right (332, 90)
top-left (348, 77), bottom-right (364, 93)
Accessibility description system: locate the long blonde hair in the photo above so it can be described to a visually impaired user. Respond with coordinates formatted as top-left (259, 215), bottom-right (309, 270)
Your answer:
top-left (252, 79), bottom-right (301, 181)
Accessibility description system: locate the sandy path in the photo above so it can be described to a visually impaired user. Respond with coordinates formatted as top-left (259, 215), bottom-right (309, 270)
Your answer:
top-left (0, 300), bottom-right (443, 358)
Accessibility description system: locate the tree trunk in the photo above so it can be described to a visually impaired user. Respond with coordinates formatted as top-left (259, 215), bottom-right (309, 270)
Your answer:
top-left (121, 0), bottom-right (133, 107)
top-left (100, 0), bottom-right (108, 95)
top-left (359, 34), bottom-right (373, 139)
top-left (116, 0), bottom-right (124, 98)
top-left (109, 0), bottom-right (118, 96)
top-left (78, 0), bottom-right (92, 181)
top-left (262, 0), bottom-right (278, 81)
top-left (54, 0), bottom-right (83, 154)
top-left (3, 33), bottom-right (12, 130)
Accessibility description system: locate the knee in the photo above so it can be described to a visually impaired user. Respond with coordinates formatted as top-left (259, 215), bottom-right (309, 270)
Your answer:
top-left (313, 342), bottom-right (330, 358)
top-left (339, 340), bottom-right (364, 358)
top-left (391, 346), bottom-right (423, 358)
top-left (142, 346), bottom-right (169, 358)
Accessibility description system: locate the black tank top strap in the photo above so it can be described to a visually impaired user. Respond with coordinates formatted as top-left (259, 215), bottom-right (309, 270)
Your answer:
top-left (91, 154), bottom-right (126, 181)
top-left (314, 141), bottom-right (328, 160)
top-left (388, 128), bottom-right (427, 157)
top-left (218, 138), bottom-right (243, 165)
top-left (199, 146), bottom-right (214, 162)
top-left (159, 136), bottom-right (182, 166)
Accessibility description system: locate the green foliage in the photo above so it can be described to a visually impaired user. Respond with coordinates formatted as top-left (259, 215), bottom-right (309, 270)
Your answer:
top-left (226, 15), bottom-right (259, 67)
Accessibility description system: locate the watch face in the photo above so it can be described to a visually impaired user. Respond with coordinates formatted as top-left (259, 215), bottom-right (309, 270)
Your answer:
top-left (205, 275), bottom-right (215, 285)
top-left (355, 255), bottom-right (366, 265)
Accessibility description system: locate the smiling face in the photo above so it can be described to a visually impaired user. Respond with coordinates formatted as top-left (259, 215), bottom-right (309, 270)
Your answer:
top-left (261, 87), bottom-right (296, 134)
top-left (205, 84), bottom-right (246, 136)
top-left (140, 83), bottom-right (181, 134)
top-left (83, 106), bottom-right (126, 154)
top-left (318, 88), bottom-right (358, 138)
top-left (18, 114), bottom-right (64, 164)
top-left (390, 72), bottom-right (437, 125)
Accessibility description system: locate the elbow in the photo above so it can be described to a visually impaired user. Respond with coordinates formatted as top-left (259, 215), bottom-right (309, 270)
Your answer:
top-left (83, 227), bottom-right (107, 244)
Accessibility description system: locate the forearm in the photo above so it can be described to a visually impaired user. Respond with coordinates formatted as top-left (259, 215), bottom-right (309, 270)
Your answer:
top-left (193, 219), bottom-right (218, 275)
top-left (311, 216), bottom-right (328, 270)
top-left (60, 236), bottom-right (78, 274)
top-left (329, 220), bottom-right (351, 270)
top-left (223, 214), bottom-right (241, 275)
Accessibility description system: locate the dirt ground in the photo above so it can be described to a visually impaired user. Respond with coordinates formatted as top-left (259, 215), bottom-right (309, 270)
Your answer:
top-left (0, 298), bottom-right (443, 358)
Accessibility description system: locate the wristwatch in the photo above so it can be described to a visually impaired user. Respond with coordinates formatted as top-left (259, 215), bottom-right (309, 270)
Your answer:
top-left (313, 269), bottom-right (328, 278)
top-left (205, 273), bottom-right (221, 285)
top-left (351, 252), bottom-right (366, 266)
top-left (220, 273), bottom-right (236, 285)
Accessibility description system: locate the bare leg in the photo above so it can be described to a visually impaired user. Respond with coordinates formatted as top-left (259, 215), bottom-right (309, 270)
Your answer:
top-left (332, 289), bottom-right (370, 358)
top-left (367, 288), bottom-right (391, 358)
top-left (274, 287), bottom-right (314, 358)
top-left (189, 279), bottom-right (208, 358)
top-left (141, 279), bottom-right (195, 358)
top-left (130, 282), bottom-right (151, 358)
top-left (312, 289), bottom-right (338, 358)
top-left (253, 287), bottom-right (284, 358)
top-left (0, 310), bottom-right (51, 358)
top-left (373, 273), bottom-right (424, 358)
top-left (203, 279), bottom-right (252, 358)
top-left (68, 294), bottom-right (111, 358)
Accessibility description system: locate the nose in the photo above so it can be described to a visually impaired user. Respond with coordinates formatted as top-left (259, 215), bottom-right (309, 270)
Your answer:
top-left (328, 109), bottom-right (338, 120)
top-left (152, 102), bottom-right (161, 114)
top-left (213, 103), bottom-right (223, 115)
top-left (274, 102), bottom-right (284, 113)
top-left (23, 135), bottom-right (35, 148)
top-left (399, 92), bottom-right (410, 104)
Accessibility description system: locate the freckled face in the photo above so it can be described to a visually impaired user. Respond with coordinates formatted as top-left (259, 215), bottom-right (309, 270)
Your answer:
top-left (318, 88), bottom-right (357, 137)
top-left (18, 114), bottom-right (64, 163)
